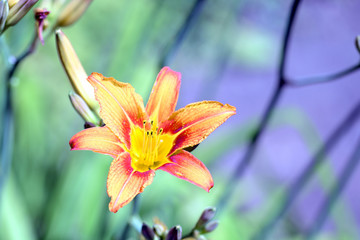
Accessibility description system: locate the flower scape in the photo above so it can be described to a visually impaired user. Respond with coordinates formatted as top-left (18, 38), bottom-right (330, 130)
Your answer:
top-left (69, 67), bottom-right (236, 212)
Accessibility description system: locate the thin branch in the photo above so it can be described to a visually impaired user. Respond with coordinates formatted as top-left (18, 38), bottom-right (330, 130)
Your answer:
top-left (286, 61), bottom-right (360, 87)
top-left (159, 0), bottom-right (206, 67)
top-left (279, 0), bottom-right (302, 81)
top-left (306, 135), bottom-right (360, 239)
top-left (216, 0), bottom-right (303, 212)
top-left (118, 195), bottom-right (140, 240)
top-left (253, 100), bottom-right (360, 240)
top-left (0, 33), bottom-right (39, 200)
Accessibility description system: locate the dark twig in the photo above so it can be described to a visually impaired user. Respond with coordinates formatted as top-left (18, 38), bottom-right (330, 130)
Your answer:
top-left (286, 61), bottom-right (360, 87)
top-left (306, 134), bottom-right (360, 239)
top-left (253, 100), bottom-right (360, 240)
top-left (159, 0), bottom-right (206, 67)
top-left (0, 33), bottom-right (38, 200)
top-left (118, 195), bottom-right (140, 240)
top-left (216, 0), bottom-right (302, 212)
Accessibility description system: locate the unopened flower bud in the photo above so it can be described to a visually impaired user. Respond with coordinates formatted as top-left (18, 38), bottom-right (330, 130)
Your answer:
top-left (165, 226), bottom-right (182, 240)
top-left (153, 224), bottom-right (165, 237)
top-left (141, 223), bottom-right (155, 240)
top-left (5, 0), bottom-right (38, 28)
top-left (8, 0), bottom-right (17, 8)
top-left (55, 0), bottom-right (92, 27)
top-left (355, 36), bottom-right (360, 53)
top-left (56, 29), bottom-right (99, 112)
top-left (203, 220), bottom-right (219, 233)
top-left (0, 0), bottom-right (9, 33)
top-left (195, 207), bottom-right (216, 229)
top-left (69, 91), bottom-right (99, 125)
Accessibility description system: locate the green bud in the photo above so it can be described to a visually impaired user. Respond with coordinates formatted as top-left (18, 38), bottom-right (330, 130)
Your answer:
top-left (55, 0), bottom-right (92, 27)
top-left (69, 91), bottom-right (100, 125)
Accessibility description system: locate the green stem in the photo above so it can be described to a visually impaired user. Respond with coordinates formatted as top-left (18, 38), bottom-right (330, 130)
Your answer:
top-left (287, 61), bottom-right (360, 87)
top-left (306, 133), bottom-right (360, 239)
top-left (118, 195), bottom-right (140, 239)
top-left (0, 32), bottom-right (39, 201)
top-left (216, 0), bottom-right (302, 213)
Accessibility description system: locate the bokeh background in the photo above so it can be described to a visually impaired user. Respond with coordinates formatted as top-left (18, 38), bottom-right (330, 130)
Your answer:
top-left (1, 0), bottom-right (360, 239)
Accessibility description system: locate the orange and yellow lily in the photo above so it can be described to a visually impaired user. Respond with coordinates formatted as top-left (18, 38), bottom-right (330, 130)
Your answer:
top-left (69, 67), bottom-right (236, 212)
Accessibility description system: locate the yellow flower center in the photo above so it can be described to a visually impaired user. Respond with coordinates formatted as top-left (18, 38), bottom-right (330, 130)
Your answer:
top-left (129, 120), bottom-right (174, 172)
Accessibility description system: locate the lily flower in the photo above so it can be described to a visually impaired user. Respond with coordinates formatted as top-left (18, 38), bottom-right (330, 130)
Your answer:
top-left (69, 67), bottom-right (236, 212)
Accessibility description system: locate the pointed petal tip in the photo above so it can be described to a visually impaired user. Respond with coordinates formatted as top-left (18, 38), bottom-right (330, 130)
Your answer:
top-left (87, 72), bottom-right (103, 83)
top-left (223, 103), bottom-right (236, 115)
top-left (160, 66), bottom-right (182, 80)
top-left (205, 182), bottom-right (214, 193)
top-left (109, 202), bottom-right (121, 213)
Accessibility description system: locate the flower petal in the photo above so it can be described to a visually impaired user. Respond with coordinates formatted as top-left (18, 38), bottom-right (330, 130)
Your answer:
top-left (69, 126), bottom-right (124, 158)
top-left (163, 101), bottom-right (236, 154)
top-left (88, 73), bottom-right (146, 149)
top-left (146, 67), bottom-right (181, 124)
top-left (159, 150), bottom-right (213, 192)
top-left (107, 152), bottom-right (154, 212)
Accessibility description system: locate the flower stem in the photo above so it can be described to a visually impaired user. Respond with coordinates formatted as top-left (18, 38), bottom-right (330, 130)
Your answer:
top-left (0, 33), bottom-right (39, 200)
top-left (305, 131), bottom-right (360, 239)
top-left (159, 0), bottom-right (206, 68)
top-left (287, 61), bottom-right (360, 87)
top-left (118, 195), bottom-right (140, 239)
top-left (252, 100), bottom-right (360, 239)
top-left (216, 0), bottom-right (302, 212)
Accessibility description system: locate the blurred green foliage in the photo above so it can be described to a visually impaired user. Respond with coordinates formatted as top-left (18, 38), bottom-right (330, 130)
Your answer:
top-left (0, 0), bottom-right (358, 239)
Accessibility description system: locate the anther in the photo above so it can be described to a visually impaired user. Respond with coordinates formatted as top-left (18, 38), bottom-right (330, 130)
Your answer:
top-left (143, 120), bottom-right (146, 126)
top-left (150, 120), bottom-right (154, 126)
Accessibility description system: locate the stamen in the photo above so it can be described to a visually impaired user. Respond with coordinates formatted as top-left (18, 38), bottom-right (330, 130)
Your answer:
top-left (142, 122), bottom-right (147, 159)
top-left (149, 131), bottom-right (153, 165)
top-left (154, 129), bottom-right (163, 160)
